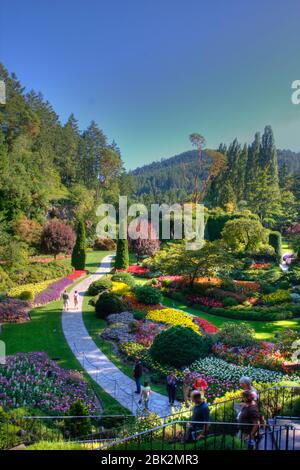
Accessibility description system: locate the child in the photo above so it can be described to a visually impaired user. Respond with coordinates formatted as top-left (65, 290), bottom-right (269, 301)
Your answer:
top-left (139, 381), bottom-right (151, 411)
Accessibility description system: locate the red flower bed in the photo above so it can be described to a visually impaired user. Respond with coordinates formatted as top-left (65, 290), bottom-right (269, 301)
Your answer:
top-left (156, 275), bottom-right (184, 282)
top-left (67, 270), bottom-right (88, 280)
top-left (118, 265), bottom-right (150, 275)
top-left (193, 317), bottom-right (219, 334)
top-left (250, 262), bottom-right (272, 269)
top-left (0, 298), bottom-right (31, 323)
top-left (234, 280), bottom-right (260, 293)
top-left (186, 294), bottom-right (223, 308)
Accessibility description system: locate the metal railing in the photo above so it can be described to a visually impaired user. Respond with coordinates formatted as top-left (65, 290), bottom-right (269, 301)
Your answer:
top-left (99, 420), bottom-right (300, 451)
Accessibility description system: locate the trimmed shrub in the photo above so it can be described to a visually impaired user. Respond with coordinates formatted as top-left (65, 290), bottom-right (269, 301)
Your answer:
top-left (214, 322), bottom-right (257, 348)
top-left (95, 292), bottom-right (127, 318)
top-left (150, 326), bottom-right (211, 367)
top-left (87, 277), bottom-right (113, 296)
top-left (207, 306), bottom-right (293, 321)
top-left (134, 285), bottom-right (162, 305)
top-left (115, 239), bottom-right (129, 269)
top-left (111, 272), bottom-right (135, 287)
top-left (223, 297), bottom-right (239, 307)
top-left (18, 290), bottom-right (34, 302)
top-left (94, 238), bottom-right (116, 251)
top-left (269, 231), bottom-right (282, 262)
top-left (262, 289), bottom-right (292, 305)
top-left (64, 400), bottom-right (92, 438)
top-left (71, 220), bottom-right (86, 270)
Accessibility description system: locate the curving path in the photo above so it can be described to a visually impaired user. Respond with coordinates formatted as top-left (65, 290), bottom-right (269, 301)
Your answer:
top-left (62, 254), bottom-right (178, 416)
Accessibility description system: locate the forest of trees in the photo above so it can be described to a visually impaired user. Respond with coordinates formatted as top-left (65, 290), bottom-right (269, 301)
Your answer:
top-left (0, 63), bottom-right (135, 250)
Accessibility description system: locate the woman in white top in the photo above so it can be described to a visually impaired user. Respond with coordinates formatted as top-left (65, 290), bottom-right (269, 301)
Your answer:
top-left (239, 376), bottom-right (258, 401)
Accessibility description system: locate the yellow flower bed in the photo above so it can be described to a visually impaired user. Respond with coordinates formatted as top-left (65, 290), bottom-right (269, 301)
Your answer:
top-left (146, 308), bottom-right (200, 333)
top-left (8, 278), bottom-right (60, 299)
top-left (111, 281), bottom-right (131, 295)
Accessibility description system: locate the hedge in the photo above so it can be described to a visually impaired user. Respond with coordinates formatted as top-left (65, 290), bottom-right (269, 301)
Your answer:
top-left (268, 231), bottom-right (282, 262)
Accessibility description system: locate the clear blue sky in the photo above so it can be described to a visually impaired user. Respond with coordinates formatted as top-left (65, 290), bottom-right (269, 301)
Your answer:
top-left (1, 0), bottom-right (300, 168)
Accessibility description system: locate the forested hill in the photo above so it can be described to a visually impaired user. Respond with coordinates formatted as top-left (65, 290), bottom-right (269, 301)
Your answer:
top-left (132, 147), bottom-right (300, 205)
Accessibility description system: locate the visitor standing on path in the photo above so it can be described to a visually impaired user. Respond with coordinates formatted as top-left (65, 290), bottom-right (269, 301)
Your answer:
top-left (166, 371), bottom-right (177, 405)
top-left (139, 381), bottom-right (152, 411)
top-left (239, 377), bottom-right (258, 401)
top-left (133, 359), bottom-right (143, 394)
top-left (73, 290), bottom-right (79, 310)
top-left (62, 290), bottom-right (70, 311)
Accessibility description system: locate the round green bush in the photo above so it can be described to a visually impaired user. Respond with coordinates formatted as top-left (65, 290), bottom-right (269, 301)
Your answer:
top-left (150, 326), bottom-right (211, 367)
top-left (111, 272), bottom-right (135, 287)
top-left (87, 277), bottom-right (112, 296)
top-left (18, 290), bottom-right (34, 302)
top-left (134, 285), bottom-right (162, 305)
top-left (214, 322), bottom-right (257, 348)
top-left (95, 292), bottom-right (127, 318)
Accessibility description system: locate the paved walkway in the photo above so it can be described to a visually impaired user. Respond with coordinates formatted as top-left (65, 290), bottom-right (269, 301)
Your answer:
top-left (61, 254), bottom-right (179, 416)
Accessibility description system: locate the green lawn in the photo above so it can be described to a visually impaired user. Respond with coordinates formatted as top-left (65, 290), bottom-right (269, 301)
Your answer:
top-left (0, 250), bottom-right (127, 415)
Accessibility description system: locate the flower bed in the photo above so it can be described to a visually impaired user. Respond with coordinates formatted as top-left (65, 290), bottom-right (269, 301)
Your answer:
top-left (191, 357), bottom-right (297, 386)
top-left (193, 317), bottom-right (219, 334)
top-left (123, 265), bottom-right (150, 275)
top-left (34, 277), bottom-right (73, 305)
top-left (234, 280), bottom-right (260, 293)
top-left (250, 263), bottom-right (272, 269)
top-left (8, 278), bottom-right (60, 300)
top-left (67, 270), bottom-right (87, 281)
top-left (135, 321), bottom-right (166, 347)
top-left (111, 281), bottom-right (131, 295)
top-left (213, 342), bottom-right (291, 373)
top-left (124, 293), bottom-right (161, 312)
top-left (0, 298), bottom-right (31, 323)
top-left (186, 295), bottom-right (223, 308)
top-left (146, 308), bottom-right (200, 333)
top-left (0, 352), bottom-right (98, 414)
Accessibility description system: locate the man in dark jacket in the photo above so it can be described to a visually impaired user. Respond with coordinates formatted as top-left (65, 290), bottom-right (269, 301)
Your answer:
top-left (133, 359), bottom-right (143, 394)
top-left (186, 391), bottom-right (210, 442)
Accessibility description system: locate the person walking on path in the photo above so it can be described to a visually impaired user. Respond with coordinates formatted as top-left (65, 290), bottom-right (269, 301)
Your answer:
top-left (62, 290), bottom-right (70, 311)
top-left (239, 390), bottom-right (260, 450)
top-left (73, 290), bottom-right (79, 310)
top-left (166, 371), bottom-right (177, 405)
top-left (133, 359), bottom-right (143, 394)
top-left (182, 369), bottom-right (191, 406)
top-left (239, 377), bottom-right (258, 401)
top-left (139, 381), bottom-right (152, 411)
top-left (186, 391), bottom-right (210, 442)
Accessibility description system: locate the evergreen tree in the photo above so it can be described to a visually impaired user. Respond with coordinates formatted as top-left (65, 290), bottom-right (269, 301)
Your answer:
top-left (115, 238), bottom-right (129, 269)
top-left (71, 220), bottom-right (86, 270)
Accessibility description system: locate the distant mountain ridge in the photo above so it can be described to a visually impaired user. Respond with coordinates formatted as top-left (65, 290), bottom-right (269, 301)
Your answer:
top-left (131, 148), bottom-right (300, 204)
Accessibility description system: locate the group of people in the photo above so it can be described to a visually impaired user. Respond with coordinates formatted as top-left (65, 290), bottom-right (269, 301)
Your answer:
top-left (62, 290), bottom-right (79, 310)
top-left (133, 359), bottom-right (262, 450)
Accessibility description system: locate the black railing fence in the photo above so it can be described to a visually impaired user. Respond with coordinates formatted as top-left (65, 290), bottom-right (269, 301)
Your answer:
top-left (1, 385), bottom-right (299, 450)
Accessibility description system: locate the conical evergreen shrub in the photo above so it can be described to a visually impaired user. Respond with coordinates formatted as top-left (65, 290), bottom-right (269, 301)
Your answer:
top-left (71, 220), bottom-right (86, 270)
top-left (115, 238), bottom-right (129, 269)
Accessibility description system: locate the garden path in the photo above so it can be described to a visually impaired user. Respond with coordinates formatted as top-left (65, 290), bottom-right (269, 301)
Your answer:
top-left (61, 254), bottom-right (179, 416)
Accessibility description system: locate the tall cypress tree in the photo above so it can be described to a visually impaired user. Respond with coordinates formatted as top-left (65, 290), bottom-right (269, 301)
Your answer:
top-left (115, 238), bottom-right (129, 269)
top-left (71, 220), bottom-right (86, 270)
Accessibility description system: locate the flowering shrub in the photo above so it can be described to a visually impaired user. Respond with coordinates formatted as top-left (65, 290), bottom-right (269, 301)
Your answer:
top-left (0, 297), bottom-right (31, 323)
top-left (146, 308), bottom-right (200, 333)
top-left (0, 353), bottom-right (98, 414)
top-left (135, 321), bottom-right (166, 347)
top-left (111, 281), bottom-right (131, 296)
top-left (191, 357), bottom-right (295, 385)
top-left (186, 295), bottom-right (223, 308)
top-left (262, 289), bottom-right (292, 305)
top-left (34, 277), bottom-right (73, 305)
top-left (8, 278), bottom-right (60, 300)
top-left (193, 317), bottom-right (219, 334)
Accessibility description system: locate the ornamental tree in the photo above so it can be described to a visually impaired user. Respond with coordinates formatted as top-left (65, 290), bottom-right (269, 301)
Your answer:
top-left (71, 220), bottom-right (86, 270)
top-left (221, 217), bottom-right (268, 253)
top-left (128, 221), bottom-right (160, 262)
top-left (41, 219), bottom-right (75, 259)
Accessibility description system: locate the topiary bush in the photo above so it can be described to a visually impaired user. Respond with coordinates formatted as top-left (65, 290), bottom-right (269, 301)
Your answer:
top-left (134, 285), bottom-right (162, 305)
top-left (115, 238), bottom-right (129, 269)
top-left (87, 277), bottom-right (112, 296)
top-left (268, 231), bottom-right (282, 262)
top-left (111, 272), bottom-right (135, 287)
top-left (95, 292), bottom-right (127, 318)
top-left (18, 290), bottom-right (34, 302)
top-left (150, 326), bottom-right (210, 367)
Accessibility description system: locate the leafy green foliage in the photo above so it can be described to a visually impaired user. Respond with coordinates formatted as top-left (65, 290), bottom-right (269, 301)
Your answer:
top-left (214, 322), bottom-right (257, 348)
top-left (64, 400), bottom-right (92, 438)
top-left (87, 277), bottom-right (112, 296)
top-left (134, 285), bottom-right (162, 305)
top-left (268, 231), bottom-right (282, 261)
top-left (115, 239), bottom-right (129, 270)
top-left (95, 292), bottom-right (127, 318)
top-left (262, 289), bottom-right (292, 305)
top-left (111, 272), bottom-right (135, 287)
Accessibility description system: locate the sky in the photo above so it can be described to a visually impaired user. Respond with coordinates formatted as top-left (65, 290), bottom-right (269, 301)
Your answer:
top-left (1, 0), bottom-right (300, 169)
